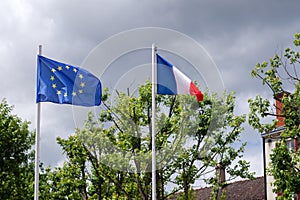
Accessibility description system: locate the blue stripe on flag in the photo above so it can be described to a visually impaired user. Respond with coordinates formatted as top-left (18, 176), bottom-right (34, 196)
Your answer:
top-left (157, 54), bottom-right (177, 95)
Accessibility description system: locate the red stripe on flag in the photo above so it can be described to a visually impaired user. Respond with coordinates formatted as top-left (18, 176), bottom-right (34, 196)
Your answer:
top-left (189, 82), bottom-right (203, 101)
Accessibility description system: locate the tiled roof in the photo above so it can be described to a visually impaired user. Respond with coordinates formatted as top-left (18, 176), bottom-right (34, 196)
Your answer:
top-left (169, 177), bottom-right (265, 200)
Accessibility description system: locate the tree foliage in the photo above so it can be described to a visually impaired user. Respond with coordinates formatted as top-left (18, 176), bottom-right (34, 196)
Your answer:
top-left (41, 82), bottom-right (253, 200)
top-left (0, 99), bottom-right (35, 199)
top-left (248, 33), bottom-right (300, 198)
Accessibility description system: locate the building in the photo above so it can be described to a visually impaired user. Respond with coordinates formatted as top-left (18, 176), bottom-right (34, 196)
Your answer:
top-left (261, 92), bottom-right (300, 199)
top-left (169, 176), bottom-right (265, 200)
top-left (170, 165), bottom-right (264, 200)
top-left (193, 177), bottom-right (265, 200)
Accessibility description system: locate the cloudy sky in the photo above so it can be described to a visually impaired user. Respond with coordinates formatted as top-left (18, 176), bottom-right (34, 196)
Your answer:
top-left (1, 0), bottom-right (300, 183)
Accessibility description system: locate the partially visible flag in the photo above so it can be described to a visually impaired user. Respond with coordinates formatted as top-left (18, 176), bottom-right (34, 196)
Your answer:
top-left (36, 55), bottom-right (102, 106)
top-left (156, 54), bottom-right (203, 101)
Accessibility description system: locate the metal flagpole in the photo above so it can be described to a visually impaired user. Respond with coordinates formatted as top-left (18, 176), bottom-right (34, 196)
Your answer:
top-left (151, 44), bottom-right (157, 200)
top-left (34, 45), bottom-right (42, 200)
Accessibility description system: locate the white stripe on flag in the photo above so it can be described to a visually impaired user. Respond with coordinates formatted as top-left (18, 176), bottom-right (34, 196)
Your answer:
top-left (172, 66), bottom-right (191, 94)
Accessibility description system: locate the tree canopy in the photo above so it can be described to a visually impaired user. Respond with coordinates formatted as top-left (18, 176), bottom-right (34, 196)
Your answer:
top-left (40, 82), bottom-right (253, 200)
top-left (0, 99), bottom-right (35, 199)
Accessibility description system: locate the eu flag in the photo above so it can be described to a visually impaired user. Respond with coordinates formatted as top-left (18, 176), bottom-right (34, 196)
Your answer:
top-left (36, 55), bottom-right (102, 106)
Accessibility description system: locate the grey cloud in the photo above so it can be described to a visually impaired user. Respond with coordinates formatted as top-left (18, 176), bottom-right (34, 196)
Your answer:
top-left (1, 0), bottom-right (299, 174)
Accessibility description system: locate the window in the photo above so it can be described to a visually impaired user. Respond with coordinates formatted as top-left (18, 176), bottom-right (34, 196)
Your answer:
top-left (286, 139), bottom-right (295, 151)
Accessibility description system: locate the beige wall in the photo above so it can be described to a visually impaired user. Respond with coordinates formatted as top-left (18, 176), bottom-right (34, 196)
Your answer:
top-left (265, 139), bottom-right (277, 200)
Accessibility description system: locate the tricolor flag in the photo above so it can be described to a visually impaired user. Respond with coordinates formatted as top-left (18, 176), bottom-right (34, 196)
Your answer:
top-left (156, 54), bottom-right (203, 101)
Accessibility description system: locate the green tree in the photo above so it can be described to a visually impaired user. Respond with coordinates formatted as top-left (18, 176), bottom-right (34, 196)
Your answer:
top-left (40, 113), bottom-right (137, 199)
top-left (48, 82), bottom-right (253, 200)
top-left (173, 92), bottom-right (254, 200)
top-left (0, 99), bottom-right (35, 199)
top-left (248, 33), bottom-right (300, 199)
top-left (38, 136), bottom-right (88, 200)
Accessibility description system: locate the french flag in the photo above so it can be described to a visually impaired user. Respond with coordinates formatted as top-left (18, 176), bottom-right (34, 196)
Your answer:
top-left (157, 54), bottom-right (204, 101)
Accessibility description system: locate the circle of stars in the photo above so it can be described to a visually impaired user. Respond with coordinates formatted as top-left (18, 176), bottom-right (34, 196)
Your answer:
top-left (49, 65), bottom-right (86, 99)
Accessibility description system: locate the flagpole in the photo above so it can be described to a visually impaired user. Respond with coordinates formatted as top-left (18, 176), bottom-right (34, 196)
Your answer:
top-left (34, 45), bottom-right (42, 200)
top-left (151, 44), bottom-right (157, 200)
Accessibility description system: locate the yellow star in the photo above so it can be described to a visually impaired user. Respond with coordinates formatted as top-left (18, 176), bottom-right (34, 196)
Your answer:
top-left (73, 68), bottom-right (77, 73)
top-left (51, 68), bottom-right (56, 73)
top-left (65, 65), bottom-right (70, 70)
top-left (79, 74), bottom-right (84, 79)
top-left (78, 89), bottom-right (83, 94)
top-left (80, 82), bottom-right (85, 87)
top-left (52, 83), bottom-right (57, 88)
top-left (72, 92), bottom-right (77, 96)
top-left (57, 90), bottom-right (61, 95)
top-left (58, 66), bottom-right (63, 71)
top-left (50, 76), bottom-right (55, 81)
top-left (64, 92), bottom-right (68, 97)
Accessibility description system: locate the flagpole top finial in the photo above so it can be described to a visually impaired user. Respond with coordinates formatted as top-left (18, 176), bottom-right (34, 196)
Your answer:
top-left (38, 45), bottom-right (42, 55)
top-left (152, 44), bottom-right (157, 51)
